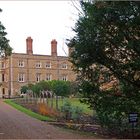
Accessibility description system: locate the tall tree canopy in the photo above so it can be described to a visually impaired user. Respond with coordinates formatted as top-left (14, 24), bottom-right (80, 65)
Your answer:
top-left (0, 8), bottom-right (12, 57)
top-left (68, 1), bottom-right (140, 133)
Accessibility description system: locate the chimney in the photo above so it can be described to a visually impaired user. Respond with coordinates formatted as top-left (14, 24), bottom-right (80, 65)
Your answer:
top-left (51, 39), bottom-right (57, 56)
top-left (26, 37), bottom-right (33, 55)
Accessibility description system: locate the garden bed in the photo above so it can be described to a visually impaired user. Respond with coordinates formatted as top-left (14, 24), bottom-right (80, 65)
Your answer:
top-left (11, 98), bottom-right (140, 139)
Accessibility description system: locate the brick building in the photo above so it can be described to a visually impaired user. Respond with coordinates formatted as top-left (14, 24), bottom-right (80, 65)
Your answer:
top-left (0, 37), bottom-right (76, 98)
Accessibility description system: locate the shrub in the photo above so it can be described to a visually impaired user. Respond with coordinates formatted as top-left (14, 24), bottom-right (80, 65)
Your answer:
top-left (71, 106), bottom-right (83, 122)
top-left (61, 100), bottom-right (72, 120)
top-left (61, 100), bottom-right (83, 122)
top-left (38, 103), bottom-right (59, 117)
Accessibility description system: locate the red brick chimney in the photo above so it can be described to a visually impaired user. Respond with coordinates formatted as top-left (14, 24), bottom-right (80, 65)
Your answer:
top-left (51, 39), bottom-right (57, 56)
top-left (26, 37), bottom-right (33, 55)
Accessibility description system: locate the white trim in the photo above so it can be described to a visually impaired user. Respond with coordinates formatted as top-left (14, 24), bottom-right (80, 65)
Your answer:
top-left (18, 60), bottom-right (24, 67)
top-left (18, 73), bottom-right (25, 82)
top-left (46, 62), bottom-right (51, 68)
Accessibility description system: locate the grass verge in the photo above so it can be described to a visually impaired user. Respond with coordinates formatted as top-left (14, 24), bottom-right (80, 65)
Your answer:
top-left (4, 99), bottom-right (55, 121)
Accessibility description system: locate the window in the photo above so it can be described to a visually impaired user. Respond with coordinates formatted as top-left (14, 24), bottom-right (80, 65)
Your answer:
top-left (46, 62), bottom-right (51, 68)
top-left (18, 73), bottom-right (25, 82)
top-left (36, 61), bottom-right (41, 68)
top-left (2, 74), bottom-right (4, 82)
top-left (61, 63), bottom-right (67, 69)
top-left (36, 73), bottom-right (41, 82)
top-left (61, 75), bottom-right (67, 81)
top-left (46, 74), bottom-right (52, 81)
top-left (2, 88), bottom-right (5, 95)
top-left (18, 60), bottom-right (24, 67)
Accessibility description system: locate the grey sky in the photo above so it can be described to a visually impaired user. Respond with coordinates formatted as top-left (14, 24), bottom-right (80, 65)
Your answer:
top-left (0, 1), bottom-right (79, 56)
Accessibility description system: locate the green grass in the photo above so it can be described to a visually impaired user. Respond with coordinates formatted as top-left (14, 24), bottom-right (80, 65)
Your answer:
top-left (68, 98), bottom-right (95, 115)
top-left (4, 99), bottom-right (55, 121)
top-left (47, 98), bottom-right (94, 115)
top-left (64, 98), bottom-right (95, 115)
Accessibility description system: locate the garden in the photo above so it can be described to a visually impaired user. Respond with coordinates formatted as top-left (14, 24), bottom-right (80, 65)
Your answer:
top-left (5, 79), bottom-right (140, 138)
top-left (6, 80), bottom-right (109, 138)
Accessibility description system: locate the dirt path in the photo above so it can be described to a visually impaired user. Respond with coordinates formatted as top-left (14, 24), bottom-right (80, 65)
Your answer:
top-left (0, 99), bottom-right (101, 139)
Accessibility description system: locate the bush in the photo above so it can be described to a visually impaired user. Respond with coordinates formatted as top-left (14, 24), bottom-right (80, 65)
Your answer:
top-left (38, 103), bottom-right (59, 117)
top-left (71, 106), bottom-right (83, 122)
top-left (61, 100), bottom-right (72, 120)
top-left (61, 100), bottom-right (83, 122)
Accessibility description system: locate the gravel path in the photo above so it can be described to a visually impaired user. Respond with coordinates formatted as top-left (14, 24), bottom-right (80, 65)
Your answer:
top-left (0, 99), bottom-right (100, 139)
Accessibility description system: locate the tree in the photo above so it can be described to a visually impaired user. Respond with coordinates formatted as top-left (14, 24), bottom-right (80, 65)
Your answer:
top-left (49, 80), bottom-right (71, 110)
top-left (20, 85), bottom-right (28, 94)
top-left (0, 9), bottom-right (12, 57)
top-left (68, 1), bottom-right (140, 135)
top-left (49, 80), bottom-right (71, 97)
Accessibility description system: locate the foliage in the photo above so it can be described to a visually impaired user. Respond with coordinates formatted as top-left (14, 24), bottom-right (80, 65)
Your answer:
top-left (38, 103), bottom-right (59, 117)
top-left (48, 80), bottom-right (71, 97)
top-left (0, 9), bottom-right (12, 57)
top-left (30, 84), bottom-right (41, 96)
top-left (61, 100), bottom-right (73, 120)
top-left (20, 85), bottom-right (28, 94)
top-left (37, 80), bottom-right (50, 91)
top-left (21, 80), bottom-right (74, 97)
top-left (69, 81), bottom-right (79, 97)
top-left (68, 1), bottom-right (140, 134)
top-left (71, 106), bottom-right (83, 121)
top-left (61, 100), bottom-right (83, 121)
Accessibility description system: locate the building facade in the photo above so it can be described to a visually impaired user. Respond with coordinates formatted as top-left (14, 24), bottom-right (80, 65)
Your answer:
top-left (0, 37), bottom-right (76, 98)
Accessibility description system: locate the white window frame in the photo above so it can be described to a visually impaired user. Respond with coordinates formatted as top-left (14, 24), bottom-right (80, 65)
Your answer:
top-left (36, 73), bottom-right (41, 82)
top-left (36, 61), bottom-right (41, 68)
top-left (46, 74), bottom-right (52, 81)
top-left (61, 63), bottom-right (67, 69)
top-left (46, 62), bottom-right (51, 68)
top-left (18, 60), bottom-right (24, 67)
top-left (61, 75), bottom-right (67, 81)
top-left (18, 73), bottom-right (25, 82)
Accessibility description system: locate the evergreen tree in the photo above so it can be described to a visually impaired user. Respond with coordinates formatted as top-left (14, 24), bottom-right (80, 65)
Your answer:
top-left (68, 1), bottom-right (140, 135)
top-left (0, 8), bottom-right (12, 57)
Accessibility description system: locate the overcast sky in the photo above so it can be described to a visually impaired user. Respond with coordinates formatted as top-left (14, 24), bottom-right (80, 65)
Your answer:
top-left (0, 1), bottom-right (79, 56)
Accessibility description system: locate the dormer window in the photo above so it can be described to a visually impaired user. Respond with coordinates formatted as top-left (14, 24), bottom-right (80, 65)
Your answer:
top-left (18, 60), bottom-right (24, 67)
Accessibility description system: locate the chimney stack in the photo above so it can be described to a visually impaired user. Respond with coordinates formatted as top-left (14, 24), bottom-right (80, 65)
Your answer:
top-left (26, 37), bottom-right (33, 55)
top-left (51, 39), bottom-right (57, 56)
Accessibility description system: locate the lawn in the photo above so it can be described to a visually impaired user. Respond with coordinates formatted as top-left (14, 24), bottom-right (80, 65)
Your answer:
top-left (47, 97), bottom-right (94, 116)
